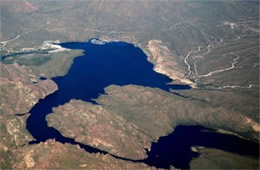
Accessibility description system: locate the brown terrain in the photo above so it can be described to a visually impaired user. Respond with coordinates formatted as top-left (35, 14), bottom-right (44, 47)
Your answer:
top-left (0, 63), bottom-right (57, 115)
top-left (0, 113), bottom-right (32, 168)
top-left (12, 140), bottom-right (151, 169)
top-left (48, 100), bottom-right (152, 160)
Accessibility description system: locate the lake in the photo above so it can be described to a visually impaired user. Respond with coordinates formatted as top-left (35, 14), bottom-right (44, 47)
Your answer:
top-left (27, 39), bottom-right (189, 143)
top-left (26, 39), bottom-right (258, 169)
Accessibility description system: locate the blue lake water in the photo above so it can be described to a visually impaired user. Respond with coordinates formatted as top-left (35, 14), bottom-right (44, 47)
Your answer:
top-left (26, 39), bottom-right (259, 169)
top-left (27, 39), bottom-right (190, 142)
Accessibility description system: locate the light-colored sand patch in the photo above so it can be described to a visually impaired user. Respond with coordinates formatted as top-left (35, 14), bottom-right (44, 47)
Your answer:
top-left (147, 40), bottom-right (195, 87)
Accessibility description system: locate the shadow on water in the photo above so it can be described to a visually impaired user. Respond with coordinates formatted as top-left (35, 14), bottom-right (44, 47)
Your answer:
top-left (26, 39), bottom-right (258, 169)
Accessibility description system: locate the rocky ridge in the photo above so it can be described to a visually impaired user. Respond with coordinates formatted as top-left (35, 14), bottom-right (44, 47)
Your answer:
top-left (0, 63), bottom-right (58, 115)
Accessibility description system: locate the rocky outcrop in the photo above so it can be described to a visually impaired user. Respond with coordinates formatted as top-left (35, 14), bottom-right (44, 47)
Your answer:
top-left (12, 140), bottom-right (152, 169)
top-left (0, 63), bottom-right (58, 115)
top-left (0, 63), bottom-right (58, 168)
top-left (47, 100), bottom-right (152, 160)
top-left (0, 113), bottom-right (33, 168)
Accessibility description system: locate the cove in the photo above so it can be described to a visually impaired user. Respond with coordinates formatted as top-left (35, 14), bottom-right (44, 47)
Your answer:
top-left (144, 125), bottom-right (259, 169)
top-left (25, 39), bottom-right (258, 169)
